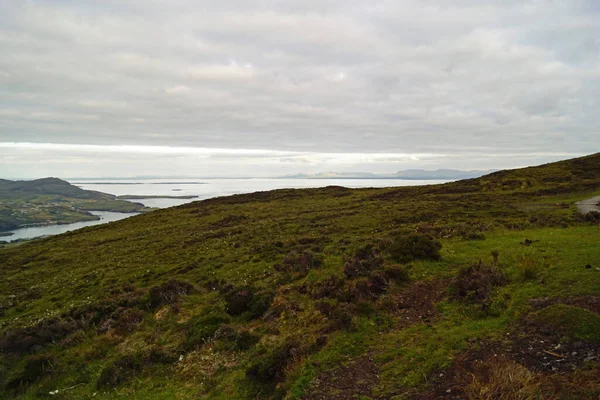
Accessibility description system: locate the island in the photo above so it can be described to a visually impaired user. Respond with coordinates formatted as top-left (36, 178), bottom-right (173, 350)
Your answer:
top-left (0, 178), bottom-right (155, 232)
top-left (116, 195), bottom-right (199, 200)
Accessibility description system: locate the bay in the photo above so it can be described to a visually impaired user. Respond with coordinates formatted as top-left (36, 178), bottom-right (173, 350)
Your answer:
top-left (4, 211), bottom-right (139, 242)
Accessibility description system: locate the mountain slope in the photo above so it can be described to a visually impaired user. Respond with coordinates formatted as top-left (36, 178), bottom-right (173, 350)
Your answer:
top-left (0, 154), bottom-right (599, 399)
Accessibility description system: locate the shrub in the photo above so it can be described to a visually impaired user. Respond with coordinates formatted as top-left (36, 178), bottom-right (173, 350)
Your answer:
top-left (451, 261), bottom-right (507, 306)
top-left (212, 325), bottom-right (260, 351)
top-left (348, 271), bottom-right (389, 301)
top-left (389, 235), bottom-right (442, 263)
top-left (329, 305), bottom-right (355, 331)
top-left (275, 251), bottom-right (323, 276)
top-left (0, 317), bottom-right (78, 355)
top-left (309, 275), bottom-right (345, 299)
top-left (149, 279), bottom-right (194, 308)
top-left (383, 265), bottom-right (410, 284)
top-left (343, 244), bottom-right (384, 278)
top-left (98, 307), bottom-right (146, 335)
top-left (185, 311), bottom-right (230, 350)
top-left (96, 354), bottom-right (142, 389)
top-left (224, 287), bottom-right (253, 315)
top-left (224, 287), bottom-right (274, 318)
top-left (6, 354), bottom-right (54, 390)
top-left (246, 338), bottom-right (301, 383)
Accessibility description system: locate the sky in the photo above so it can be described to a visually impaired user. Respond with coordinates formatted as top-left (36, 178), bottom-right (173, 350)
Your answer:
top-left (1, 0), bottom-right (598, 178)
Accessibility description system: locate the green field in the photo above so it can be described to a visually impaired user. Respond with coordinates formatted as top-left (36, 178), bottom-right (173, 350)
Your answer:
top-left (0, 154), bottom-right (599, 399)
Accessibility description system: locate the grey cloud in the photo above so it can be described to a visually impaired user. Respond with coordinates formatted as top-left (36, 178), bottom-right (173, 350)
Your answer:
top-left (0, 0), bottom-right (598, 169)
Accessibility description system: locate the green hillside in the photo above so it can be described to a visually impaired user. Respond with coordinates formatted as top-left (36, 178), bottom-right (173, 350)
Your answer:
top-left (0, 178), bottom-right (150, 232)
top-left (0, 154), bottom-right (599, 399)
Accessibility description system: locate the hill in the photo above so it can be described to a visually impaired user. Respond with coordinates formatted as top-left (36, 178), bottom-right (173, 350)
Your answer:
top-left (0, 154), bottom-right (599, 399)
top-left (0, 178), bottom-right (150, 232)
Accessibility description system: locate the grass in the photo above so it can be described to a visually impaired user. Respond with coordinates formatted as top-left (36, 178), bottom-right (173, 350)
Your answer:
top-left (0, 153), bottom-right (599, 399)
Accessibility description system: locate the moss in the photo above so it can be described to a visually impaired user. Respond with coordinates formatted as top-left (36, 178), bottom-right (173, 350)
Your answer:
top-left (534, 304), bottom-right (600, 342)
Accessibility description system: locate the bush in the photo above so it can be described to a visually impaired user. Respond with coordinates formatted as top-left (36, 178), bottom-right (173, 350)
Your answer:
top-left (343, 244), bottom-right (384, 278)
top-left (96, 354), bottom-right (142, 389)
top-left (6, 354), bottom-right (54, 390)
top-left (0, 317), bottom-right (79, 355)
top-left (212, 325), bottom-right (260, 351)
top-left (329, 305), bottom-right (355, 331)
top-left (185, 311), bottom-right (231, 350)
top-left (389, 235), bottom-right (442, 263)
top-left (451, 261), bottom-right (507, 306)
top-left (224, 287), bottom-right (274, 319)
top-left (383, 265), bottom-right (410, 284)
top-left (348, 271), bottom-right (389, 301)
top-left (275, 251), bottom-right (323, 276)
top-left (149, 279), bottom-right (194, 308)
top-left (98, 307), bottom-right (145, 335)
top-left (246, 338), bottom-right (301, 383)
top-left (310, 275), bottom-right (346, 299)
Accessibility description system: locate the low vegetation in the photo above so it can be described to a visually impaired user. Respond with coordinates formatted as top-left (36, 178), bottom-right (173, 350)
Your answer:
top-left (0, 153), bottom-right (599, 399)
top-left (0, 178), bottom-right (152, 233)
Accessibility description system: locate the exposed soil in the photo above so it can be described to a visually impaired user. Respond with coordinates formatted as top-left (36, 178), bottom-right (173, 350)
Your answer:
top-left (392, 278), bottom-right (449, 328)
top-left (302, 354), bottom-right (382, 400)
top-left (415, 297), bottom-right (600, 399)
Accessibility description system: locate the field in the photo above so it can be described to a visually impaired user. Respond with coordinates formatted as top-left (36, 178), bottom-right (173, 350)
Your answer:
top-left (0, 154), bottom-right (599, 399)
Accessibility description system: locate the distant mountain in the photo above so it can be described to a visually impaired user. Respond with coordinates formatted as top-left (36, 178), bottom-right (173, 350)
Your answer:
top-left (0, 177), bottom-right (108, 200)
top-left (280, 169), bottom-right (496, 180)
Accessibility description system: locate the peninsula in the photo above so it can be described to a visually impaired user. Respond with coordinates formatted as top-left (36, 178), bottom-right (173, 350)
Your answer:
top-left (0, 178), bottom-right (154, 232)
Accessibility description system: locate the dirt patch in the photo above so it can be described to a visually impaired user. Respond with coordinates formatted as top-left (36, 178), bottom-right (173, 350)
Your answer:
top-left (417, 347), bottom-right (600, 400)
top-left (391, 278), bottom-right (449, 328)
top-left (302, 354), bottom-right (382, 400)
top-left (414, 300), bottom-right (600, 399)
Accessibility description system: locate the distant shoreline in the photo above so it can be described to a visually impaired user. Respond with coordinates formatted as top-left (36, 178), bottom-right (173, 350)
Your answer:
top-left (117, 195), bottom-right (199, 200)
top-left (73, 182), bottom-right (207, 185)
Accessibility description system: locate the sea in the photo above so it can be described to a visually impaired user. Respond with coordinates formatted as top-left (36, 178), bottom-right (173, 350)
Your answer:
top-left (4, 178), bottom-right (449, 242)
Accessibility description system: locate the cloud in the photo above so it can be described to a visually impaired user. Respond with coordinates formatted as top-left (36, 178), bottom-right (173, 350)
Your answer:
top-left (0, 0), bottom-right (598, 175)
top-left (0, 142), bottom-right (584, 179)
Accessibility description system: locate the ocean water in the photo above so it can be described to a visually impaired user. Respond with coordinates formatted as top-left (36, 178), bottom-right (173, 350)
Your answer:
top-left (5, 211), bottom-right (139, 242)
top-left (74, 178), bottom-right (449, 208)
top-left (4, 178), bottom-right (449, 242)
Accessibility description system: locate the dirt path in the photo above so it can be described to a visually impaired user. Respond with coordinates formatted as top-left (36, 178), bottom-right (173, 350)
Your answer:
top-left (576, 195), bottom-right (600, 214)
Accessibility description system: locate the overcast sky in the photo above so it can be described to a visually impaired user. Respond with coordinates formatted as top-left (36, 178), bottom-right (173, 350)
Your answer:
top-left (1, 0), bottom-right (598, 178)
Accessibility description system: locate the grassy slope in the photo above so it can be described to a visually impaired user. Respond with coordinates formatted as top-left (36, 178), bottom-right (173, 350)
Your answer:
top-left (0, 178), bottom-right (148, 231)
top-left (0, 154), bottom-right (599, 399)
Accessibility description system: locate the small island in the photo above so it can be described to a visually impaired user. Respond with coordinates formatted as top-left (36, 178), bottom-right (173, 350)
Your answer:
top-left (116, 195), bottom-right (199, 200)
top-left (0, 178), bottom-right (155, 232)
